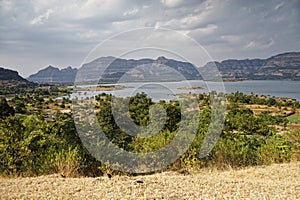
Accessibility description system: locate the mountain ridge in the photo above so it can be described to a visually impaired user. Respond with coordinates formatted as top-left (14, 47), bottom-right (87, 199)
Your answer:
top-left (27, 65), bottom-right (78, 83)
top-left (204, 52), bottom-right (300, 81)
top-left (5, 51), bottom-right (299, 84)
top-left (76, 56), bottom-right (200, 83)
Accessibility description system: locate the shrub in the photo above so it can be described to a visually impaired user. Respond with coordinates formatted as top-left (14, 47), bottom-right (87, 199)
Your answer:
top-left (202, 133), bottom-right (293, 169)
top-left (284, 129), bottom-right (300, 161)
top-left (50, 146), bottom-right (82, 177)
top-left (257, 135), bottom-right (293, 164)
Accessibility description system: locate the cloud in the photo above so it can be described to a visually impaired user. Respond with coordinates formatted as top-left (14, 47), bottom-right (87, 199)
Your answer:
top-left (123, 8), bottom-right (139, 16)
top-left (0, 0), bottom-right (299, 77)
top-left (30, 9), bottom-right (54, 25)
top-left (274, 1), bottom-right (285, 10)
top-left (161, 0), bottom-right (183, 8)
top-left (244, 38), bottom-right (275, 50)
top-left (190, 24), bottom-right (218, 35)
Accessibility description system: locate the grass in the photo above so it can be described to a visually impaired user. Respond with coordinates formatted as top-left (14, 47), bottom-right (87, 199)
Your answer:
top-left (1, 162), bottom-right (299, 199)
top-left (288, 113), bottom-right (300, 124)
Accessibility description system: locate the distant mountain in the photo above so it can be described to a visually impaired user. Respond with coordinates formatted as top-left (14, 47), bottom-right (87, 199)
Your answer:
top-left (26, 52), bottom-right (300, 84)
top-left (0, 67), bottom-right (28, 82)
top-left (0, 67), bottom-right (36, 94)
top-left (27, 66), bottom-right (78, 83)
top-left (202, 52), bottom-right (300, 81)
top-left (76, 56), bottom-right (201, 84)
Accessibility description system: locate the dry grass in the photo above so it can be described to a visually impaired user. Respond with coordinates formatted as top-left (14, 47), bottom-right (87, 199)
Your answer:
top-left (242, 104), bottom-right (296, 116)
top-left (1, 162), bottom-right (299, 199)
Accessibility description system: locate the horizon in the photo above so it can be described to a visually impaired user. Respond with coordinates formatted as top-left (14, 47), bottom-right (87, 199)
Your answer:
top-left (1, 1), bottom-right (300, 77)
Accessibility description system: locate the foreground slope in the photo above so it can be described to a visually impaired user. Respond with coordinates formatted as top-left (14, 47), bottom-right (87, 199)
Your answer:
top-left (1, 162), bottom-right (299, 199)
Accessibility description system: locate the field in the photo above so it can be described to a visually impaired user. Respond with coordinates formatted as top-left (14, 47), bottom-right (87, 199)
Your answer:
top-left (1, 162), bottom-right (299, 200)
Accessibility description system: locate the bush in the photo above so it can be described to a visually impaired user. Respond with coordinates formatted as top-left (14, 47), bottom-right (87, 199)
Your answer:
top-left (257, 135), bottom-right (293, 165)
top-left (50, 146), bottom-right (82, 177)
top-left (201, 133), bottom-right (293, 169)
top-left (284, 129), bottom-right (300, 161)
top-left (0, 114), bottom-right (101, 177)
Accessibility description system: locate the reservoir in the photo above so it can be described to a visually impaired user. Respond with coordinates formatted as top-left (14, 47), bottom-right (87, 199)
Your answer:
top-left (72, 80), bottom-right (300, 102)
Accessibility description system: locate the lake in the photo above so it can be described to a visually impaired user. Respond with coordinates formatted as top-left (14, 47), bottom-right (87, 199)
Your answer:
top-left (72, 80), bottom-right (300, 102)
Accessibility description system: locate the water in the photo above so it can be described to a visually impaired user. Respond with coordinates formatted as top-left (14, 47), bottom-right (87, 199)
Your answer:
top-left (71, 80), bottom-right (300, 102)
top-left (221, 80), bottom-right (300, 101)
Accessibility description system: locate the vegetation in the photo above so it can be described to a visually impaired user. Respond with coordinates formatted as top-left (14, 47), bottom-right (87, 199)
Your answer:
top-left (0, 86), bottom-right (300, 177)
top-left (288, 113), bottom-right (300, 124)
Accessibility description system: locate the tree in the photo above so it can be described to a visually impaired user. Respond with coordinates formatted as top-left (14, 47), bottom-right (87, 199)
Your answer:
top-left (0, 98), bottom-right (15, 118)
top-left (14, 100), bottom-right (26, 114)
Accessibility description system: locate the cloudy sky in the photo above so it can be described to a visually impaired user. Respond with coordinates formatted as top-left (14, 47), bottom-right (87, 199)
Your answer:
top-left (0, 0), bottom-right (299, 77)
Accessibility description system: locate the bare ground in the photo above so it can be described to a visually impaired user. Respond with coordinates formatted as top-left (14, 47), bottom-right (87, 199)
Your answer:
top-left (1, 162), bottom-right (299, 200)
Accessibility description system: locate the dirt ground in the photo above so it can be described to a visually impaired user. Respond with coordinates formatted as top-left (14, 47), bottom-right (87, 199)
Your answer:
top-left (1, 162), bottom-right (299, 200)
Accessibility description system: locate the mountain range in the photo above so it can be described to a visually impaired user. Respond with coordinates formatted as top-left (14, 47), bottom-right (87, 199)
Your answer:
top-left (1, 52), bottom-right (299, 84)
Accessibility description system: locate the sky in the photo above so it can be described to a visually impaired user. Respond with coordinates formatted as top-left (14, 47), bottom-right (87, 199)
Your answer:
top-left (0, 0), bottom-right (299, 77)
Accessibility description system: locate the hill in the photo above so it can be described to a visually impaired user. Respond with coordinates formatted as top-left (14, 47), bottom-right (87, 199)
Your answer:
top-left (0, 67), bottom-right (37, 95)
top-left (27, 66), bottom-right (78, 83)
top-left (0, 67), bottom-right (28, 82)
top-left (0, 67), bottom-right (38, 95)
